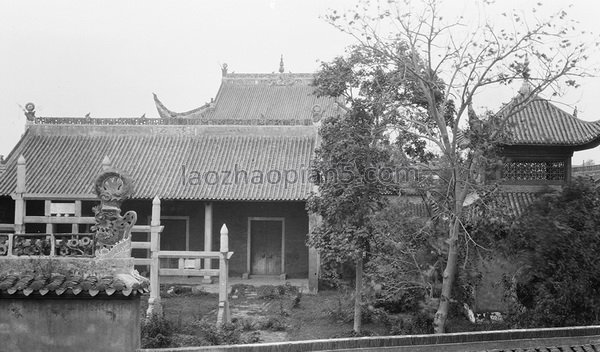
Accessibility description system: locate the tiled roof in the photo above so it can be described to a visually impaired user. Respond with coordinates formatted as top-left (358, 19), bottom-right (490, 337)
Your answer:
top-left (502, 191), bottom-right (538, 217)
top-left (498, 94), bottom-right (600, 149)
top-left (0, 124), bottom-right (316, 200)
top-left (484, 344), bottom-right (598, 352)
top-left (0, 272), bottom-right (148, 297)
top-left (154, 73), bottom-right (340, 124)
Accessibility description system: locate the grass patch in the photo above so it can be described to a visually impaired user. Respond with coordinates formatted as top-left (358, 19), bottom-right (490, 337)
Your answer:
top-left (140, 284), bottom-right (508, 348)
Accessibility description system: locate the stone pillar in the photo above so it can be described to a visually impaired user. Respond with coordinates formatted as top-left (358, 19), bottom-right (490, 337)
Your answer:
top-left (147, 196), bottom-right (162, 316)
top-left (217, 224), bottom-right (231, 324)
top-left (308, 212), bottom-right (321, 294)
top-left (203, 202), bottom-right (213, 284)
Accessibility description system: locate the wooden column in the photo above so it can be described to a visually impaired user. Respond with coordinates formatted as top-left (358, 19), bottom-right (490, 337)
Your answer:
top-left (72, 200), bottom-right (81, 233)
top-left (45, 200), bottom-right (54, 256)
top-left (308, 212), bottom-right (322, 294)
top-left (10, 155), bottom-right (27, 256)
top-left (203, 202), bottom-right (213, 284)
top-left (147, 196), bottom-right (162, 317)
top-left (217, 224), bottom-right (231, 324)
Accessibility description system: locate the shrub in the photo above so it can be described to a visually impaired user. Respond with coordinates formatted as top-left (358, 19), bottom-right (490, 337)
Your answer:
top-left (256, 316), bottom-right (288, 331)
top-left (504, 179), bottom-right (600, 328)
top-left (257, 285), bottom-right (278, 300)
top-left (183, 318), bottom-right (261, 345)
top-left (141, 314), bottom-right (173, 348)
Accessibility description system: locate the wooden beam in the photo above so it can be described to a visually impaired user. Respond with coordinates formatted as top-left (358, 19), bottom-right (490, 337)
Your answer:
top-left (24, 216), bottom-right (95, 224)
top-left (22, 193), bottom-right (97, 200)
top-left (132, 225), bottom-right (164, 233)
top-left (157, 250), bottom-right (221, 259)
top-left (0, 224), bottom-right (14, 231)
top-left (133, 258), bottom-right (153, 266)
top-left (131, 241), bottom-right (151, 249)
top-left (159, 268), bottom-right (220, 277)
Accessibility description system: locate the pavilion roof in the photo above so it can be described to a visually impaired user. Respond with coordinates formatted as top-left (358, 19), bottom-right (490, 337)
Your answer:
top-left (498, 91), bottom-right (600, 150)
top-left (153, 72), bottom-right (341, 125)
top-left (0, 124), bottom-right (316, 201)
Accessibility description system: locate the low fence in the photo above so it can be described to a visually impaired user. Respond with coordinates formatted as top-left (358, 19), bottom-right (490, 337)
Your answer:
top-left (131, 197), bottom-right (233, 323)
top-left (138, 326), bottom-right (600, 352)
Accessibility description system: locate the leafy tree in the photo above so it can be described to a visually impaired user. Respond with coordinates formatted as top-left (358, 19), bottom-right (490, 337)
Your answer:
top-left (503, 179), bottom-right (600, 327)
top-left (366, 199), bottom-right (441, 312)
top-left (307, 105), bottom-right (391, 333)
top-left (316, 0), bottom-right (595, 333)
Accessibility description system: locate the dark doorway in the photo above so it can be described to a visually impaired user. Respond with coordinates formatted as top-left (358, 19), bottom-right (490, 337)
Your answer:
top-left (160, 217), bottom-right (189, 269)
top-left (250, 219), bottom-right (283, 276)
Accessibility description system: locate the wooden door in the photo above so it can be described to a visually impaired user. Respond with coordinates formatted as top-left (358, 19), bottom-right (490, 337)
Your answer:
top-left (160, 218), bottom-right (188, 269)
top-left (250, 220), bottom-right (282, 275)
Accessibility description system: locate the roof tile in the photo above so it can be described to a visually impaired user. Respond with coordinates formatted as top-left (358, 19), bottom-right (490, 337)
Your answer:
top-left (0, 272), bottom-right (148, 297)
top-left (0, 124), bottom-right (316, 200)
top-left (154, 73), bottom-right (340, 124)
top-left (499, 96), bottom-right (600, 148)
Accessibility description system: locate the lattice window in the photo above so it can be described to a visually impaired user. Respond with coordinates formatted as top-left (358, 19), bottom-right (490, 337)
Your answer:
top-left (503, 160), bottom-right (566, 181)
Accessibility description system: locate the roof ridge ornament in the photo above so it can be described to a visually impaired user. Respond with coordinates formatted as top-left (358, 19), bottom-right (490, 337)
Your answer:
top-left (279, 55), bottom-right (284, 74)
top-left (518, 54), bottom-right (533, 96)
top-left (221, 63), bottom-right (228, 77)
top-left (92, 170), bottom-right (137, 258)
top-left (22, 102), bottom-right (36, 121)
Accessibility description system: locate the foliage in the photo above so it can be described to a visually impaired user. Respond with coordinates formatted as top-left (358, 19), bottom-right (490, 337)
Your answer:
top-left (325, 289), bottom-right (378, 324)
top-left (141, 313), bottom-right (262, 348)
top-left (366, 198), bottom-right (442, 311)
top-left (317, 0), bottom-right (595, 333)
top-left (502, 178), bottom-right (600, 328)
top-left (256, 283), bottom-right (299, 300)
top-left (307, 105), bottom-right (393, 332)
top-left (182, 319), bottom-right (261, 345)
top-left (141, 313), bottom-right (174, 348)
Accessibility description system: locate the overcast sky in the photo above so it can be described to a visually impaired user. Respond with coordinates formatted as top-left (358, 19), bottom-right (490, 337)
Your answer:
top-left (1, 0), bottom-right (599, 164)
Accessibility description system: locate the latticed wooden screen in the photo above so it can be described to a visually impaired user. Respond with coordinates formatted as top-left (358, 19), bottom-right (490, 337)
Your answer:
top-left (503, 160), bottom-right (566, 181)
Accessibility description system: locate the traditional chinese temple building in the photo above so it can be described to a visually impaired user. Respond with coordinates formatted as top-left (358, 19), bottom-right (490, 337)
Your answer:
top-left (0, 61), bottom-right (338, 293)
top-left (0, 60), bottom-right (599, 298)
top-left (493, 82), bottom-right (600, 213)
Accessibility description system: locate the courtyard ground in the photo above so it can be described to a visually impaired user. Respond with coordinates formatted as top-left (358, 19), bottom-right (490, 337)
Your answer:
top-left (139, 282), bottom-right (504, 348)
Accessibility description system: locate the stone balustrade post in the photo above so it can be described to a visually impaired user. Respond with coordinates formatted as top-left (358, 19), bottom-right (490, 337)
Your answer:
top-left (217, 224), bottom-right (231, 324)
top-left (147, 196), bottom-right (162, 316)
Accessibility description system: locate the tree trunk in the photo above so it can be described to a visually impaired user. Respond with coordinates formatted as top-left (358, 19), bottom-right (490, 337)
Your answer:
top-left (353, 257), bottom-right (363, 334)
top-left (433, 218), bottom-right (460, 333)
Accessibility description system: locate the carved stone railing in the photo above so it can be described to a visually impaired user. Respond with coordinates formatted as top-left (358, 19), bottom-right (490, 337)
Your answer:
top-left (0, 233), bottom-right (95, 257)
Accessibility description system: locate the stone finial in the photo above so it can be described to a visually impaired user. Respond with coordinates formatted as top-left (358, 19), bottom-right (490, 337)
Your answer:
top-left (220, 224), bottom-right (229, 253)
top-left (17, 155), bottom-right (26, 165)
top-left (279, 55), bottom-right (284, 74)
